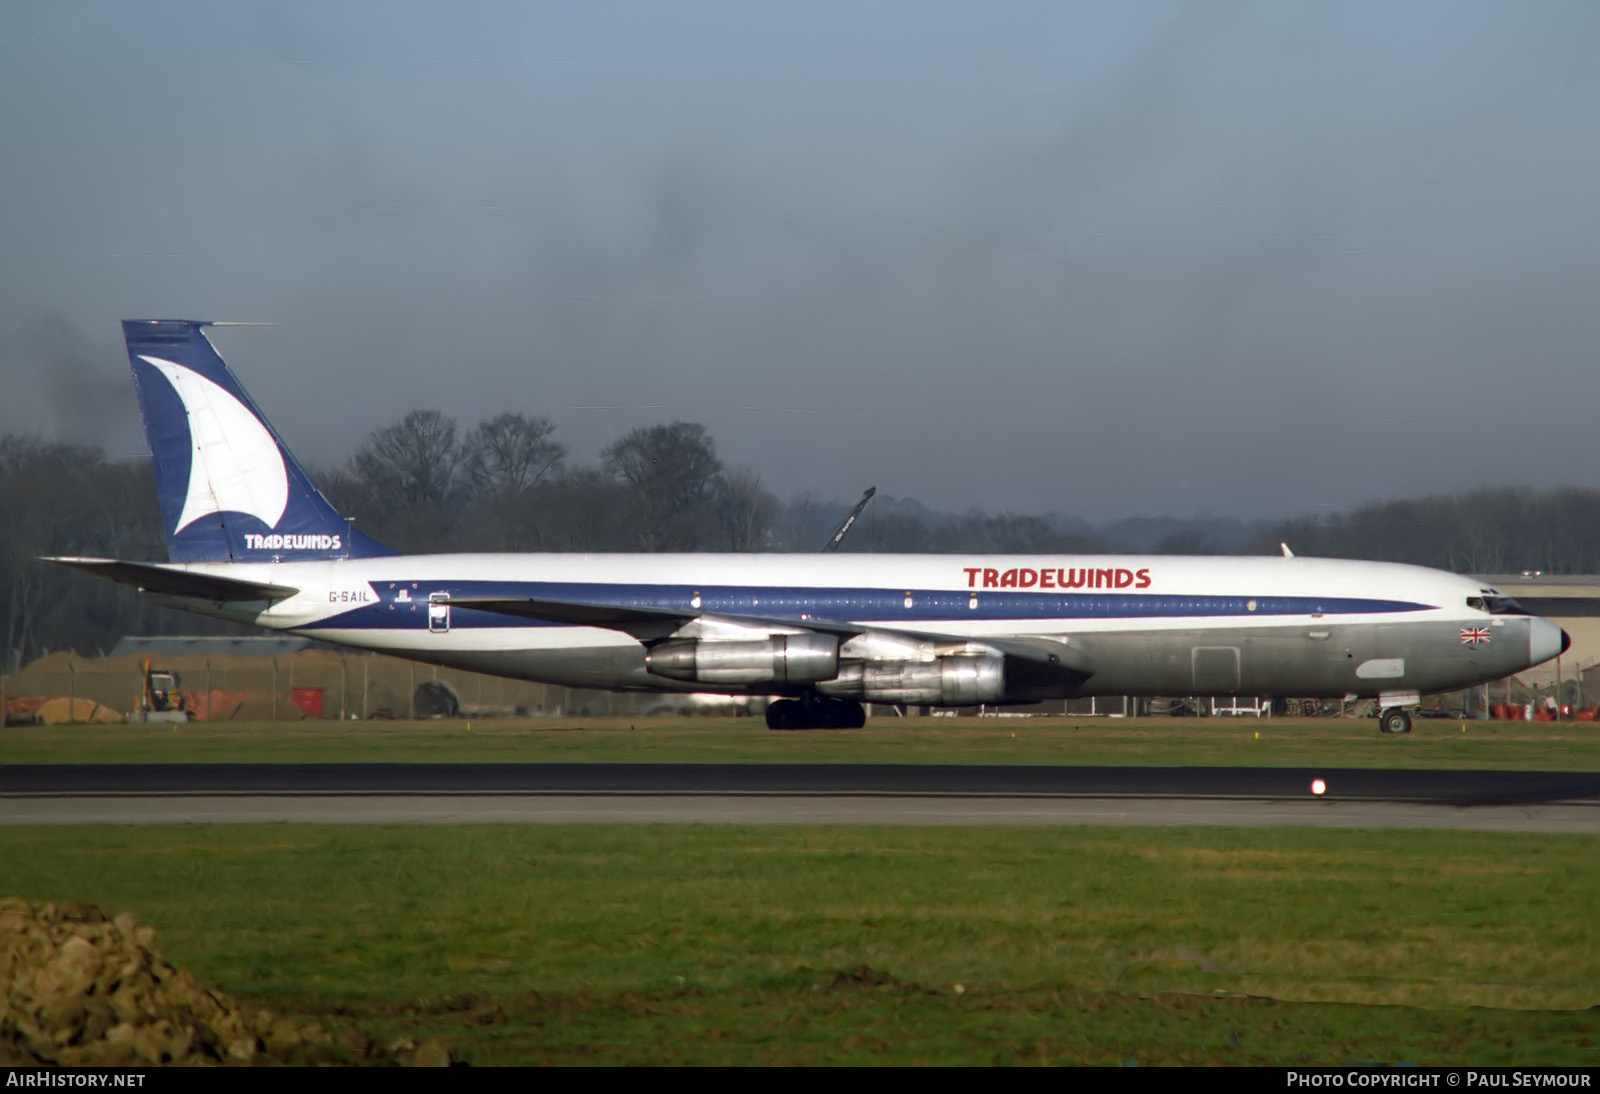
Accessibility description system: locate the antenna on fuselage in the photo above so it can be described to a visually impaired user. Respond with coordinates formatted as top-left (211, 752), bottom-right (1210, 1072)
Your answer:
top-left (822, 487), bottom-right (877, 552)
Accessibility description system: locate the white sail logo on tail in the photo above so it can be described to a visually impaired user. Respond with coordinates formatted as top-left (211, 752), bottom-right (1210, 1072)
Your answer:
top-left (139, 356), bottom-right (290, 534)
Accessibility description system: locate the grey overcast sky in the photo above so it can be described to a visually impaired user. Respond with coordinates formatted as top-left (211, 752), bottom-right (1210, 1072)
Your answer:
top-left (2, 1), bottom-right (1597, 521)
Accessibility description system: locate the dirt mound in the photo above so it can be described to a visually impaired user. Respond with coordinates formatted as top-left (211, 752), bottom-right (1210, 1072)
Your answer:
top-left (32, 698), bottom-right (125, 725)
top-left (0, 898), bottom-right (451, 1066)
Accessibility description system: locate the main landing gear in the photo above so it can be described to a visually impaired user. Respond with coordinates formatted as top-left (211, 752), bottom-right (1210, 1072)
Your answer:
top-left (1379, 707), bottom-right (1413, 735)
top-left (765, 696), bottom-right (867, 730)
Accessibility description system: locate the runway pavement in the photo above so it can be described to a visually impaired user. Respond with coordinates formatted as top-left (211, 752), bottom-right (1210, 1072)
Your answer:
top-left (3, 763), bottom-right (1597, 830)
top-left (5, 793), bottom-right (1599, 831)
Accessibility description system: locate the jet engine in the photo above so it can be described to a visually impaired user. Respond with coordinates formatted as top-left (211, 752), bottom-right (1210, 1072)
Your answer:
top-left (646, 633), bottom-right (840, 685)
top-left (817, 655), bottom-right (1004, 705)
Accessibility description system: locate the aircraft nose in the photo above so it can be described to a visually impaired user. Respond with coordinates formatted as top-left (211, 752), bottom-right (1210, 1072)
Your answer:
top-left (1528, 617), bottom-right (1569, 666)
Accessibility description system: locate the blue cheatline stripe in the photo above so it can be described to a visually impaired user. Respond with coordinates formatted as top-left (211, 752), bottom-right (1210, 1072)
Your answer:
top-left (305, 581), bottom-right (1434, 632)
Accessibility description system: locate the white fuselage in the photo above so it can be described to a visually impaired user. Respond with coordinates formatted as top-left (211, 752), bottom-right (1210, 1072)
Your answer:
top-left (155, 551), bottom-right (1563, 701)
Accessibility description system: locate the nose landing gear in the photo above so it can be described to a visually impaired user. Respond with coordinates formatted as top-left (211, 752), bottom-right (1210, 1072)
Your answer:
top-left (1379, 707), bottom-right (1413, 735)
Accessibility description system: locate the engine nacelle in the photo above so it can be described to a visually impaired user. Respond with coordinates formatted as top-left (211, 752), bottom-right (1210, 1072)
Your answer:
top-left (646, 633), bottom-right (840, 685)
top-left (817, 655), bottom-right (1004, 705)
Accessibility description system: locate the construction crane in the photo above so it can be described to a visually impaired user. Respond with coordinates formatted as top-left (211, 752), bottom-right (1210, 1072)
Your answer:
top-left (822, 487), bottom-right (876, 552)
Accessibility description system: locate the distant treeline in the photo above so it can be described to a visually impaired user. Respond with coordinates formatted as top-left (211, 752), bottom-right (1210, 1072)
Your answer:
top-left (4, 412), bottom-right (1597, 669)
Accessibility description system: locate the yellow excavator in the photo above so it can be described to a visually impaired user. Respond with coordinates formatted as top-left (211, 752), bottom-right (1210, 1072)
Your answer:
top-left (133, 660), bottom-right (189, 723)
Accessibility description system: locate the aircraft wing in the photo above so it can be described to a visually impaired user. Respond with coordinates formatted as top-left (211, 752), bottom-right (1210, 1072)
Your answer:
top-left (45, 557), bottom-right (301, 603)
top-left (982, 635), bottom-right (1095, 689)
top-left (451, 595), bottom-right (1094, 687)
top-left (450, 595), bottom-right (868, 642)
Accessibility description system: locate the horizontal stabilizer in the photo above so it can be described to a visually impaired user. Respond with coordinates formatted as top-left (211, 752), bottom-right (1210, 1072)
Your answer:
top-left (46, 557), bottom-right (300, 602)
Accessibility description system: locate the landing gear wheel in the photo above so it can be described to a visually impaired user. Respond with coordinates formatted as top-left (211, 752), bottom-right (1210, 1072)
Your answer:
top-left (1379, 707), bottom-right (1412, 735)
top-left (765, 697), bottom-right (866, 730)
top-left (820, 699), bottom-right (866, 729)
top-left (765, 699), bottom-right (803, 730)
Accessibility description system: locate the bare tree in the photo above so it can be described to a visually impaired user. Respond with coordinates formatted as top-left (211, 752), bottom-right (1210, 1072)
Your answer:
top-left (351, 410), bottom-right (461, 513)
top-left (601, 422), bottom-right (725, 550)
top-left (1259, 488), bottom-right (1600, 574)
top-left (717, 468), bottom-right (778, 551)
top-left (461, 413), bottom-right (564, 498)
top-left (0, 436), bottom-right (227, 666)
top-left (1, 438), bottom-right (105, 666)
top-left (523, 468), bottom-right (639, 551)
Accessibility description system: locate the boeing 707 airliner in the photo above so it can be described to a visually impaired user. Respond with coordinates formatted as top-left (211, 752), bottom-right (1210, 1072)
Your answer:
top-left (48, 320), bottom-right (1569, 733)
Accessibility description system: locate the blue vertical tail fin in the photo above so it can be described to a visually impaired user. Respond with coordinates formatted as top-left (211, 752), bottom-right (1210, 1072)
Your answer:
top-left (122, 319), bottom-right (393, 562)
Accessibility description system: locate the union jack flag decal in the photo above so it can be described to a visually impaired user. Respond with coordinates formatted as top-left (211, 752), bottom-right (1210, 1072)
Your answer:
top-left (1460, 627), bottom-right (1491, 646)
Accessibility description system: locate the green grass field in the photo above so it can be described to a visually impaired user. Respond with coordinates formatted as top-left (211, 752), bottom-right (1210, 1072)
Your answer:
top-left (4, 824), bottom-right (1598, 1065)
top-left (6, 718), bottom-right (1597, 1064)
top-left (5, 714), bottom-right (1600, 769)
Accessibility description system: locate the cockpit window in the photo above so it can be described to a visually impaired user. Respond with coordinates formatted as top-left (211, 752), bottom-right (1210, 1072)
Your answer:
top-left (1469, 594), bottom-right (1528, 615)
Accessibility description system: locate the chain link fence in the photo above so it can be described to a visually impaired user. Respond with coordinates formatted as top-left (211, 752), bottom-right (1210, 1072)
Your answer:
top-left (4, 648), bottom-right (1595, 725)
top-left (1, 649), bottom-right (759, 724)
